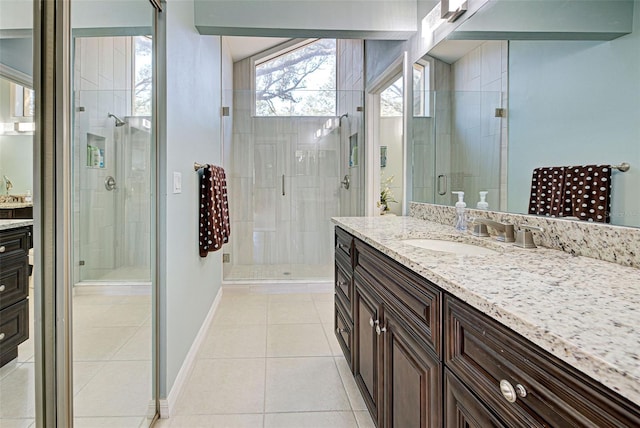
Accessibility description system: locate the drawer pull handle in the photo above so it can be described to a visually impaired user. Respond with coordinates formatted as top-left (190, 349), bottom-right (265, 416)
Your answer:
top-left (0, 333), bottom-right (5, 341)
top-left (500, 380), bottom-right (527, 403)
top-left (336, 327), bottom-right (348, 334)
top-left (369, 317), bottom-right (379, 328)
top-left (375, 324), bottom-right (387, 335)
top-left (0, 246), bottom-right (5, 253)
top-left (338, 280), bottom-right (347, 287)
top-left (0, 285), bottom-right (5, 292)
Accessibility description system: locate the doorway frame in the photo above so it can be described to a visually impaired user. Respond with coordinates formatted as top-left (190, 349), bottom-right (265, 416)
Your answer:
top-left (365, 52), bottom-right (410, 216)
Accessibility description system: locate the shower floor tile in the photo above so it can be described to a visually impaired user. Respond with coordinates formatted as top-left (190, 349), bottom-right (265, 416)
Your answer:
top-left (224, 263), bottom-right (333, 281)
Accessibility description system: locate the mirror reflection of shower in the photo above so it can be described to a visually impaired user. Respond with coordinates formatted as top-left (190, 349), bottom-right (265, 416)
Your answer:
top-left (108, 112), bottom-right (127, 127)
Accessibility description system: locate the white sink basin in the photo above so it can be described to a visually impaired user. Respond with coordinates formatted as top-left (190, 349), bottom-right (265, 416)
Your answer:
top-left (401, 239), bottom-right (498, 256)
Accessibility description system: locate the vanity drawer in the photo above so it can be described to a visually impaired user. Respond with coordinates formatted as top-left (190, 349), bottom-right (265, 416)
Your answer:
top-left (0, 253), bottom-right (29, 310)
top-left (445, 295), bottom-right (640, 427)
top-left (0, 299), bottom-right (29, 359)
top-left (335, 227), bottom-right (353, 263)
top-left (355, 238), bottom-right (441, 358)
top-left (0, 227), bottom-right (30, 258)
top-left (334, 299), bottom-right (353, 369)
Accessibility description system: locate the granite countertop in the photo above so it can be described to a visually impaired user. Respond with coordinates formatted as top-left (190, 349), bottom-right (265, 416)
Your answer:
top-left (332, 215), bottom-right (640, 407)
top-left (0, 219), bottom-right (34, 231)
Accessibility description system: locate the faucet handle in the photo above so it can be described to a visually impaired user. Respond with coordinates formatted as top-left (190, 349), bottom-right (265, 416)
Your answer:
top-left (515, 224), bottom-right (543, 248)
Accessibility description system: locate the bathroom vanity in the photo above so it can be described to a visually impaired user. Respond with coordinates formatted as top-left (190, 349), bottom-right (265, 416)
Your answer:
top-left (0, 220), bottom-right (32, 367)
top-left (333, 217), bottom-right (640, 427)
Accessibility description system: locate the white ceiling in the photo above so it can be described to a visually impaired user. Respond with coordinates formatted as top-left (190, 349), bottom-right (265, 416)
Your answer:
top-left (223, 36), bottom-right (291, 62)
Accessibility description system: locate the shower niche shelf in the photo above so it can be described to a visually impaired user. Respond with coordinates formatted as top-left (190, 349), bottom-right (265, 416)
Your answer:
top-left (86, 133), bottom-right (105, 168)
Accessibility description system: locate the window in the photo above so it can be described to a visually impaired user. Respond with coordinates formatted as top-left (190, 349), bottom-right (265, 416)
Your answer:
top-left (380, 76), bottom-right (403, 117)
top-left (133, 36), bottom-right (152, 116)
top-left (255, 39), bottom-right (336, 116)
top-left (413, 60), bottom-right (431, 117)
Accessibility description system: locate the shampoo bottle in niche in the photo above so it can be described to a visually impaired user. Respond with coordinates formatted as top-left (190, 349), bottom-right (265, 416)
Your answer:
top-left (452, 191), bottom-right (467, 231)
top-left (477, 191), bottom-right (489, 210)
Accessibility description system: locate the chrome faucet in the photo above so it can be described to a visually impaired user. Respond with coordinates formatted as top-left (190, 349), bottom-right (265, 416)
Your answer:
top-left (471, 218), bottom-right (515, 243)
top-left (3, 175), bottom-right (12, 194)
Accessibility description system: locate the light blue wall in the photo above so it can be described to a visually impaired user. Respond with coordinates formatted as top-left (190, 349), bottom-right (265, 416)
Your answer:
top-left (194, 0), bottom-right (416, 39)
top-left (159, 0), bottom-right (225, 396)
top-left (508, 2), bottom-right (640, 226)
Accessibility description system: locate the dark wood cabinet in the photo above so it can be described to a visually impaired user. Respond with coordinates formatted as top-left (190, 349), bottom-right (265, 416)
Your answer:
top-left (444, 295), bottom-right (640, 428)
top-left (444, 369), bottom-right (505, 428)
top-left (353, 275), bottom-right (383, 424)
top-left (383, 306), bottom-right (442, 428)
top-left (334, 226), bottom-right (640, 428)
top-left (0, 225), bottom-right (31, 367)
top-left (0, 206), bottom-right (33, 220)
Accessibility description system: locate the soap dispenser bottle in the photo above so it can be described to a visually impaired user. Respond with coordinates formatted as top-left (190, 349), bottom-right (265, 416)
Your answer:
top-left (452, 191), bottom-right (467, 231)
top-left (477, 191), bottom-right (489, 210)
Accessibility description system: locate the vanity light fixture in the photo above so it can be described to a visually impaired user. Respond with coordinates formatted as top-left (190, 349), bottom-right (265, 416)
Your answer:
top-left (441, 0), bottom-right (468, 22)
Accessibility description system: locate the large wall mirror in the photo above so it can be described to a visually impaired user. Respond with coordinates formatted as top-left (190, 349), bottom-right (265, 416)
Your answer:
top-left (410, 4), bottom-right (640, 228)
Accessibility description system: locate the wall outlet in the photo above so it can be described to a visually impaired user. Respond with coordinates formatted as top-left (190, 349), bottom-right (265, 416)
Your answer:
top-left (223, 253), bottom-right (230, 263)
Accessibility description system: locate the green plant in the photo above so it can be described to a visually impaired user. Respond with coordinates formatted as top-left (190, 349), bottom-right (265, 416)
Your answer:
top-left (378, 174), bottom-right (397, 211)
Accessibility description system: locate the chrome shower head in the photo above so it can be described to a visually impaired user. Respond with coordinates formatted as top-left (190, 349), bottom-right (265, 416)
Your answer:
top-left (107, 113), bottom-right (127, 127)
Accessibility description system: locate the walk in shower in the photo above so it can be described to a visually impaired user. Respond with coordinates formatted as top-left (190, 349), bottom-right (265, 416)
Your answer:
top-left (223, 94), bottom-right (365, 281)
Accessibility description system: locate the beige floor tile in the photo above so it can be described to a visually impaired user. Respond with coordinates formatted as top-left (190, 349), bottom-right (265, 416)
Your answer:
top-left (174, 359), bottom-right (265, 415)
top-left (313, 299), bottom-right (335, 323)
top-left (73, 362), bottom-right (106, 395)
top-left (73, 361), bottom-right (151, 417)
top-left (264, 411), bottom-right (358, 428)
top-left (111, 326), bottom-right (152, 361)
top-left (267, 292), bottom-right (313, 303)
top-left (0, 419), bottom-right (35, 428)
top-left (73, 295), bottom-right (127, 306)
top-left (265, 357), bottom-right (350, 413)
top-left (199, 324), bottom-right (267, 359)
top-left (311, 291), bottom-right (335, 302)
top-left (212, 300), bottom-right (268, 326)
top-left (73, 327), bottom-right (138, 361)
top-left (73, 416), bottom-right (146, 427)
top-left (267, 300), bottom-right (322, 324)
top-left (334, 357), bottom-right (367, 411)
top-left (354, 411), bottom-right (376, 428)
top-left (0, 363), bottom-right (35, 418)
top-left (158, 414), bottom-right (264, 428)
top-left (322, 322), bottom-right (345, 357)
top-left (87, 303), bottom-right (151, 328)
top-left (267, 324), bottom-right (331, 357)
top-left (0, 359), bottom-right (19, 381)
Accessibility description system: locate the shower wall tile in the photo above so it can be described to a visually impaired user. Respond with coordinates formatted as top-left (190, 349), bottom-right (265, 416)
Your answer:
top-left (229, 177), bottom-right (253, 222)
top-left (99, 37), bottom-right (115, 81)
top-left (254, 188), bottom-right (277, 231)
top-left (254, 144), bottom-right (277, 188)
top-left (232, 222), bottom-right (255, 265)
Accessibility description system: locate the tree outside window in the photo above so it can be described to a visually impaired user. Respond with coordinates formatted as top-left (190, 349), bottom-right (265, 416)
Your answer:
top-left (133, 36), bottom-right (152, 116)
top-left (255, 39), bottom-right (336, 116)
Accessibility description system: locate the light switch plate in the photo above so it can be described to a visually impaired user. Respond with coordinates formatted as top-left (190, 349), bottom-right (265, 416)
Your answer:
top-left (173, 172), bottom-right (182, 194)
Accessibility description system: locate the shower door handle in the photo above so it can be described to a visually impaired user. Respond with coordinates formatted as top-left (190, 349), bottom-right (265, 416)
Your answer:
top-left (282, 174), bottom-right (285, 196)
top-left (437, 174), bottom-right (447, 196)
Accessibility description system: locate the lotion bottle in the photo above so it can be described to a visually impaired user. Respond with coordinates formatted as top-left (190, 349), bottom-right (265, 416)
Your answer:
top-left (477, 191), bottom-right (489, 210)
top-left (452, 191), bottom-right (467, 231)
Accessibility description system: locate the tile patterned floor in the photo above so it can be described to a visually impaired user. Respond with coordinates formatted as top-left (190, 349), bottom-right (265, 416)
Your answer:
top-left (0, 283), bottom-right (153, 428)
top-left (155, 287), bottom-right (375, 428)
top-left (224, 264), bottom-right (333, 282)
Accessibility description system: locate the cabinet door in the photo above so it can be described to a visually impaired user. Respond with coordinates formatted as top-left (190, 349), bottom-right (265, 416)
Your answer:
top-left (354, 275), bottom-right (382, 425)
top-left (445, 369), bottom-right (506, 428)
top-left (382, 308), bottom-right (442, 428)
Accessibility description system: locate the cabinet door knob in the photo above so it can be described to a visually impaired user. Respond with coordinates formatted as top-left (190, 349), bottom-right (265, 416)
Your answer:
top-left (369, 317), bottom-right (375, 327)
top-left (336, 327), bottom-right (348, 334)
top-left (375, 324), bottom-right (387, 335)
top-left (0, 332), bottom-right (5, 341)
top-left (0, 284), bottom-right (5, 292)
top-left (0, 246), bottom-right (6, 253)
top-left (500, 380), bottom-right (526, 403)
top-left (338, 280), bottom-right (347, 287)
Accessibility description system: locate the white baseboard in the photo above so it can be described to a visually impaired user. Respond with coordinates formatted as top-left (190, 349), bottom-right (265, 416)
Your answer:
top-left (159, 286), bottom-right (223, 418)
